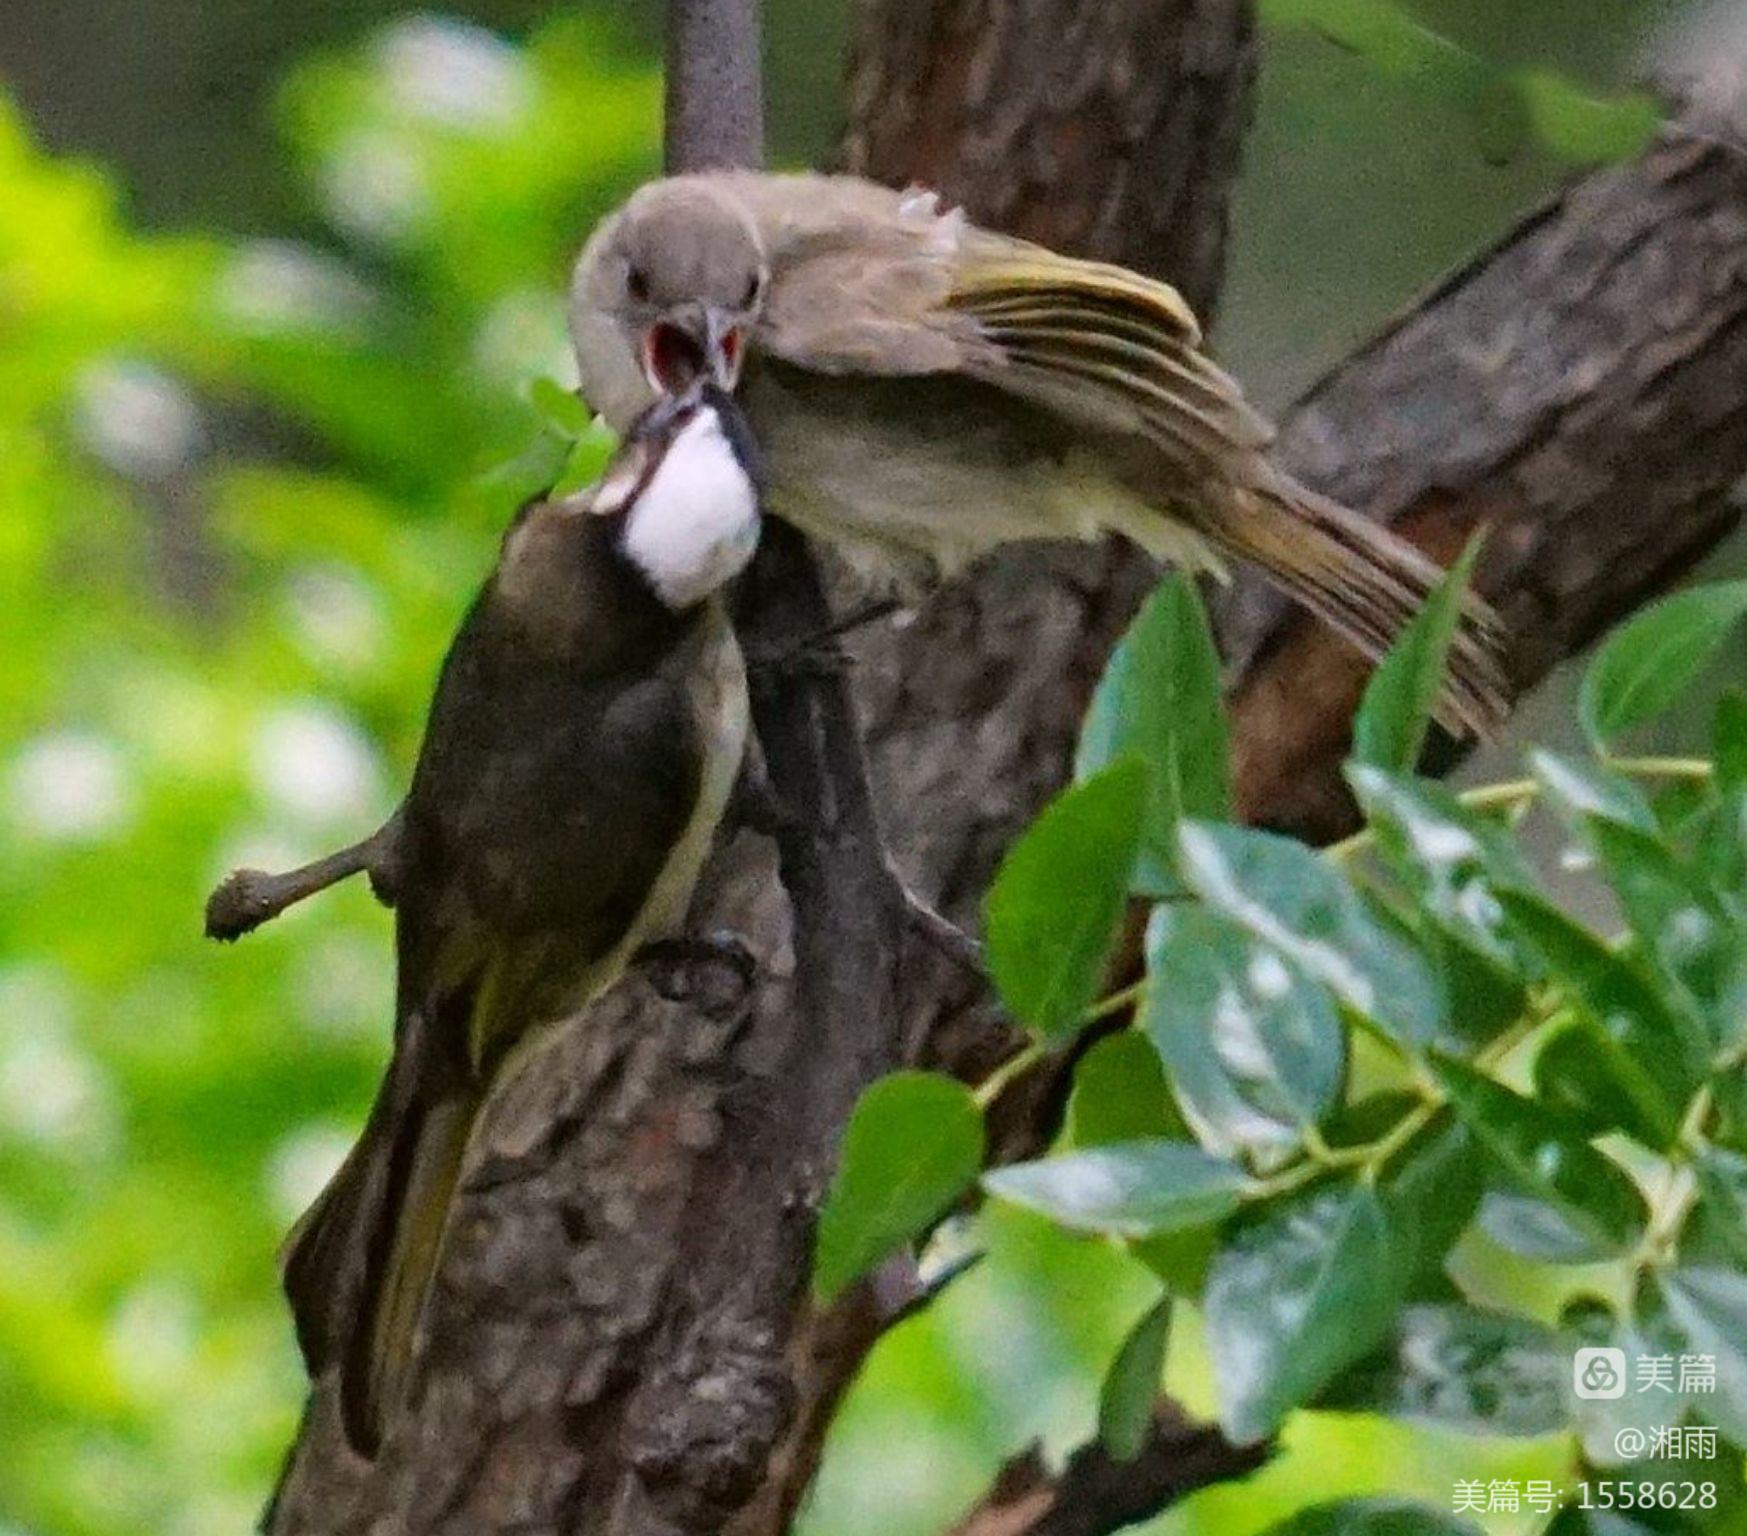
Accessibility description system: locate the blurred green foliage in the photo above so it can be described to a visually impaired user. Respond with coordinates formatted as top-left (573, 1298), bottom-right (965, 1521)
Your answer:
top-left (0, 16), bottom-right (651, 1531)
top-left (0, 5), bottom-right (1740, 1536)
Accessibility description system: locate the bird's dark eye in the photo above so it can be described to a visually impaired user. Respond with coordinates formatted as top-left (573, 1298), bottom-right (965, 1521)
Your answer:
top-left (627, 265), bottom-right (651, 303)
top-left (742, 270), bottom-right (763, 308)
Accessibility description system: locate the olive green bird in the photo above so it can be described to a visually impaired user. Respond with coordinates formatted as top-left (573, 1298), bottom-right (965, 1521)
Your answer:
top-left (219, 385), bottom-right (763, 1455)
top-left (570, 172), bottom-right (1507, 732)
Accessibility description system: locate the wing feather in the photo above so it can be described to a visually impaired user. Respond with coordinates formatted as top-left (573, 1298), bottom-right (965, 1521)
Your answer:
top-left (944, 253), bottom-right (1277, 465)
top-left (753, 205), bottom-right (1270, 470)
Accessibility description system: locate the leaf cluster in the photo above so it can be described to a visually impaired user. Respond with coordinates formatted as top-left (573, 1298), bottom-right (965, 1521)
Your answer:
top-left (817, 567), bottom-right (1747, 1533)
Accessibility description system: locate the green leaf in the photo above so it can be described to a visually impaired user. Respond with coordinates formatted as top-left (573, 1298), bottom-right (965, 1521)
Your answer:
top-left (1651, 1266), bottom-right (1747, 1443)
top-left (526, 374), bottom-right (591, 437)
top-left (1077, 574), bottom-right (1228, 894)
top-left (1066, 1031), bottom-right (1186, 1149)
top-left (1715, 691), bottom-right (1747, 794)
top-left (985, 759), bottom-right (1146, 1038)
top-left (1375, 1113), bottom-right (1482, 1294)
top-left (1419, 920), bottom-right (1527, 1051)
top-left (983, 1140), bottom-right (1251, 1239)
top-left (1498, 889), bottom-right (1703, 1147)
top-left (1142, 905), bottom-right (1344, 1161)
top-left (1520, 73), bottom-right (1660, 164)
top-left (1533, 1018), bottom-right (1655, 1142)
top-left (1346, 765), bottom-right (1535, 969)
top-left (1690, 790), bottom-right (1747, 917)
top-left (1098, 1295), bottom-right (1172, 1461)
top-left (552, 432), bottom-right (612, 496)
top-left (1531, 748), bottom-right (1656, 832)
top-left (1433, 1054), bottom-right (1646, 1260)
top-left (1351, 536), bottom-right (1483, 772)
top-left (1204, 1181), bottom-right (1399, 1443)
top-left (1317, 1302), bottom-right (1567, 1435)
top-left (813, 1072), bottom-right (984, 1303)
top-left (1687, 1146), bottom-right (1747, 1267)
top-left (1716, 1065), bottom-right (1747, 1154)
top-left (1585, 815), bottom-right (1747, 1052)
top-left (1580, 581), bottom-right (1747, 746)
top-left (479, 425), bottom-right (580, 505)
top-left (1178, 821), bottom-right (1445, 1047)
top-left (1131, 1225), bottom-right (1220, 1301)
top-left (1257, 1500), bottom-right (1482, 1536)
top-left (1473, 75), bottom-right (1531, 166)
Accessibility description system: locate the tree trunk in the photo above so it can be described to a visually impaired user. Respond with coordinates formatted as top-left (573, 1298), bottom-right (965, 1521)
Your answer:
top-left (263, 3), bottom-right (1747, 1533)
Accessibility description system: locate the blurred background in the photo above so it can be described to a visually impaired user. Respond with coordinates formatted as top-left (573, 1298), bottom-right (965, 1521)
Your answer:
top-left (0, 3), bottom-right (1733, 1533)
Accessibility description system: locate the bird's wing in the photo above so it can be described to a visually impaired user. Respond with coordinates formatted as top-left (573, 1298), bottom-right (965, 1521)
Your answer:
top-left (749, 179), bottom-right (1272, 464)
top-left (943, 249), bottom-right (1276, 463)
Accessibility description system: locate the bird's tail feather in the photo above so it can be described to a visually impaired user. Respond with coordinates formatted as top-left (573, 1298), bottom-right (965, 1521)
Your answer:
top-left (1120, 473), bottom-right (1509, 737)
top-left (281, 1033), bottom-right (479, 1458)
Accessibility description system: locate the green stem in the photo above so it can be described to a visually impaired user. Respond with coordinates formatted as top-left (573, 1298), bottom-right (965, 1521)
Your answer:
top-left (973, 1041), bottom-right (1047, 1111)
top-left (1250, 1003), bottom-right (1553, 1203)
top-left (1080, 978), bottom-right (1148, 1028)
top-left (1326, 757), bottom-right (1717, 868)
top-left (1602, 755), bottom-right (1714, 781)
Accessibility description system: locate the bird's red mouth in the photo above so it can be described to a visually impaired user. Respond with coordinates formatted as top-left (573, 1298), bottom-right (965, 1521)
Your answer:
top-left (643, 322), bottom-right (703, 392)
top-left (642, 321), bottom-right (743, 394)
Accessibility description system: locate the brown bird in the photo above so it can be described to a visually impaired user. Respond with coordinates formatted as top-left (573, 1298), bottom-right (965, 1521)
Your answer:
top-left (253, 384), bottom-right (762, 1454)
top-left (569, 171), bottom-right (1507, 732)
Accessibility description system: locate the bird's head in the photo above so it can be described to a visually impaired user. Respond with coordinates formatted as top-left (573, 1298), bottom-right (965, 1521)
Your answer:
top-left (571, 178), bottom-right (768, 424)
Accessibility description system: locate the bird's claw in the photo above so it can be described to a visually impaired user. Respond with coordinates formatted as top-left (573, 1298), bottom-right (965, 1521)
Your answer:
top-left (746, 637), bottom-right (849, 681)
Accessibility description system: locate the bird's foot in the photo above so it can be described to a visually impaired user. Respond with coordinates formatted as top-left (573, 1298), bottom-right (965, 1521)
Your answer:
top-left (729, 760), bottom-right (802, 838)
top-left (897, 876), bottom-right (984, 979)
top-left (745, 597), bottom-right (906, 682)
top-left (636, 931), bottom-right (758, 1011)
top-left (746, 634), bottom-right (849, 682)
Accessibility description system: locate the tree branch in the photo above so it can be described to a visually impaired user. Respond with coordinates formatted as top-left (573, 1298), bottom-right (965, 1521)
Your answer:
top-left (1227, 112), bottom-right (1747, 840)
top-left (665, 0), bottom-right (763, 173)
top-left (945, 1405), bottom-right (1270, 1536)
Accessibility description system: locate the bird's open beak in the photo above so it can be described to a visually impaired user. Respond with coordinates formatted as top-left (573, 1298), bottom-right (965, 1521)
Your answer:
top-left (641, 307), bottom-right (745, 396)
top-left (704, 309), bottom-right (745, 391)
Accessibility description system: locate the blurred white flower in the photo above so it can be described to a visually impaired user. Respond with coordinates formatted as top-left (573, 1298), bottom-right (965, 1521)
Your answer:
top-left (173, 1495), bottom-right (266, 1536)
top-left (267, 1124), bottom-right (356, 1224)
top-left (7, 730), bottom-right (134, 843)
top-left (292, 932), bottom-right (391, 1038)
top-left (105, 1281), bottom-right (200, 1397)
top-left (73, 359), bottom-right (204, 480)
top-left (378, 15), bottom-right (532, 132)
top-left (284, 565), bottom-right (387, 673)
top-left (0, 967), bottom-right (117, 1156)
top-left (248, 703), bottom-right (384, 827)
top-left (320, 129), bottom-right (429, 246)
top-left (214, 241), bottom-right (377, 337)
top-left (473, 289), bottom-right (577, 392)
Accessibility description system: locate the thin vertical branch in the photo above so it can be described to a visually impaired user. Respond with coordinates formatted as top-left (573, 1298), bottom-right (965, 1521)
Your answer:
top-left (666, 0), bottom-right (764, 173)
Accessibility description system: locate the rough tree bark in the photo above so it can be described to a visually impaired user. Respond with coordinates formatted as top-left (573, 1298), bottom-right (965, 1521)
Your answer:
top-left (1226, 113), bottom-right (1747, 839)
top-left (263, 2), bottom-right (1747, 1533)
